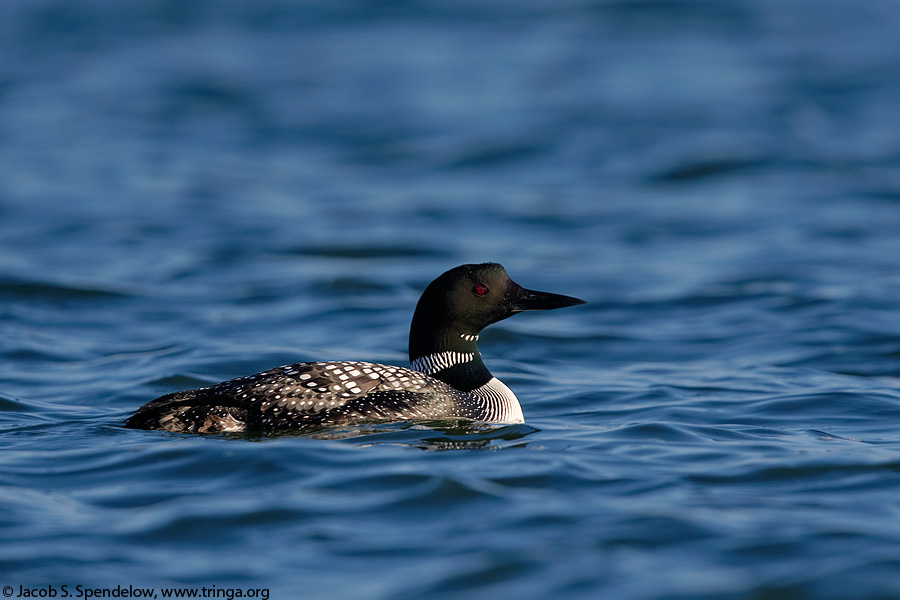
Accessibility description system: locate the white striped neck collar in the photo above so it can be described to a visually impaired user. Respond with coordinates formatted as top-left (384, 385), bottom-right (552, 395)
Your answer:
top-left (411, 351), bottom-right (476, 376)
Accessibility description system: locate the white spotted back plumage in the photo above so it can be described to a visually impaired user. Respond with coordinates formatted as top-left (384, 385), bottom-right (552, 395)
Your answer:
top-left (132, 360), bottom-right (518, 433)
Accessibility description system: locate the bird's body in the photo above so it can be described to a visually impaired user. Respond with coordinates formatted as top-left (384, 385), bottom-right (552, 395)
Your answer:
top-left (125, 263), bottom-right (583, 433)
top-left (125, 361), bottom-right (522, 433)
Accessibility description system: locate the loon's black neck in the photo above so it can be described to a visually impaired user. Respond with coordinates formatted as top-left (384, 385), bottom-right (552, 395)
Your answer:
top-left (409, 325), bottom-right (492, 392)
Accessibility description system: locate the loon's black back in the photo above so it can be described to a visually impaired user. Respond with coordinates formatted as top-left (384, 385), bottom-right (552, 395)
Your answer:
top-left (125, 263), bottom-right (584, 433)
top-left (125, 361), bottom-right (482, 433)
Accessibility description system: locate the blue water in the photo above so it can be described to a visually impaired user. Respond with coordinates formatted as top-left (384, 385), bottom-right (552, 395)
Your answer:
top-left (3, 0), bottom-right (900, 598)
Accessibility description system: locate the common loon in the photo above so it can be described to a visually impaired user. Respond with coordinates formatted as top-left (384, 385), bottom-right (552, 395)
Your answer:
top-left (125, 263), bottom-right (585, 433)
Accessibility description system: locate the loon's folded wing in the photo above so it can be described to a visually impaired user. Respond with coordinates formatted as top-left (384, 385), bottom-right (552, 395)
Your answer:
top-left (125, 361), bottom-right (454, 433)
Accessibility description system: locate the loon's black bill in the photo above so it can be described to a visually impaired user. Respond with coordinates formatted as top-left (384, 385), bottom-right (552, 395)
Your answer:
top-left (511, 287), bottom-right (586, 311)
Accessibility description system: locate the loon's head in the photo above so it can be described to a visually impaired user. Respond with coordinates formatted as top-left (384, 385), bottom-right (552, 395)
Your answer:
top-left (409, 263), bottom-right (585, 362)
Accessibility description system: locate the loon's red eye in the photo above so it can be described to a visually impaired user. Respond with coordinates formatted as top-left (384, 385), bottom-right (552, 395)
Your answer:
top-left (473, 283), bottom-right (488, 296)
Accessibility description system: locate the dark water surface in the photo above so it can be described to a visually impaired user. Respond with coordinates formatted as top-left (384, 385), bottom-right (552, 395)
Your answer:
top-left (3, 1), bottom-right (900, 598)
